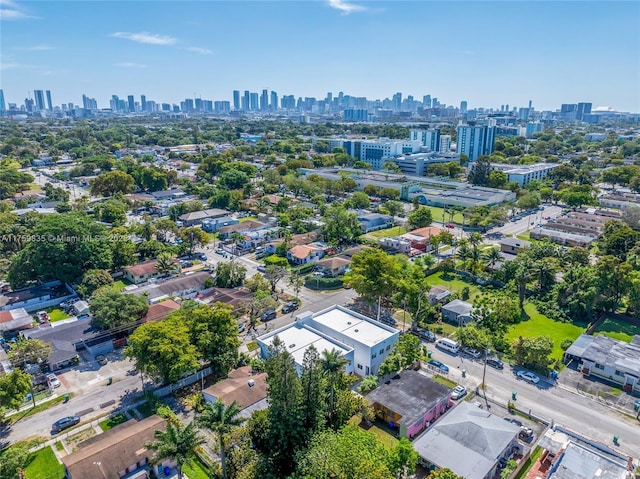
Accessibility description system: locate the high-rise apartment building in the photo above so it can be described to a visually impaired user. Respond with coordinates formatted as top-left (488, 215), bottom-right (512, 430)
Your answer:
top-left (260, 89), bottom-right (269, 111)
top-left (233, 90), bottom-right (240, 110)
top-left (33, 90), bottom-right (45, 111)
top-left (141, 95), bottom-right (147, 111)
top-left (460, 101), bottom-right (468, 113)
top-left (250, 92), bottom-right (259, 111)
top-left (423, 95), bottom-right (431, 108)
top-left (456, 124), bottom-right (496, 161)
top-left (0, 89), bottom-right (6, 114)
top-left (45, 90), bottom-right (53, 111)
top-left (392, 92), bottom-right (402, 111)
top-left (439, 135), bottom-right (452, 152)
top-left (270, 91), bottom-right (278, 111)
top-left (127, 95), bottom-right (135, 112)
top-left (242, 91), bottom-right (250, 111)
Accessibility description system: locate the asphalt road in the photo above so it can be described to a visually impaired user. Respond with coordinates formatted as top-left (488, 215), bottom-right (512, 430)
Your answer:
top-left (427, 347), bottom-right (640, 457)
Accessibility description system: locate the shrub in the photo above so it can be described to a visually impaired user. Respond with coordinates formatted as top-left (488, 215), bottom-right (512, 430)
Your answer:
top-left (461, 286), bottom-right (470, 301)
top-left (358, 375), bottom-right (378, 394)
top-left (304, 276), bottom-right (344, 290)
top-left (560, 338), bottom-right (573, 350)
top-left (264, 255), bottom-right (289, 267)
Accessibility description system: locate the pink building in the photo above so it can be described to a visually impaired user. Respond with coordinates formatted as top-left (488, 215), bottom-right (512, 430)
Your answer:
top-left (366, 369), bottom-right (453, 439)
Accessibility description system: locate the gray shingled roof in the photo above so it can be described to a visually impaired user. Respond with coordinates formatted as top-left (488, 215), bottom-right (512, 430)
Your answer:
top-left (412, 402), bottom-right (519, 479)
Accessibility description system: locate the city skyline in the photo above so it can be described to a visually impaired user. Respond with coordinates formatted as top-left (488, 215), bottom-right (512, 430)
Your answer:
top-left (1, 1), bottom-right (639, 112)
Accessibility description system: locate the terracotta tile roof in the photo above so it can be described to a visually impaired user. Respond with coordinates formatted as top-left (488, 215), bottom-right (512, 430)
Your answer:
top-left (410, 226), bottom-right (443, 239)
top-left (125, 260), bottom-right (159, 277)
top-left (202, 366), bottom-right (268, 410)
top-left (142, 299), bottom-right (181, 322)
top-left (218, 220), bottom-right (266, 235)
top-left (288, 244), bottom-right (320, 260)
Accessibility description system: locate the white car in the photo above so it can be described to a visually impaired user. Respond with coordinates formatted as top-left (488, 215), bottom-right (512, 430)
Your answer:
top-left (47, 373), bottom-right (61, 388)
top-left (451, 385), bottom-right (467, 400)
top-left (516, 370), bottom-right (540, 384)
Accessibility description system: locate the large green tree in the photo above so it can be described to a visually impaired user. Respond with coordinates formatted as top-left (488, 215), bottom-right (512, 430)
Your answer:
top-left (125, 316), bottom-right (200, 384)
top-left (78, 268), bottom-right (114, 298)
top-left (0, 370), bottom-right (32, 414)
top-left (90, 170), bottom-right (135, 196)
top-left (7, 213), bottom-right (113, 287)
top-left (90, 289), bottom-right (149, 329)
top-left (177, 303), bottom-right (240, 375)
top-left (345, 248), bottom-right (403, 304)
top-left (408, 206), bottom-right (433, 229)
top-left (322, 204), bottom-right (362, 246)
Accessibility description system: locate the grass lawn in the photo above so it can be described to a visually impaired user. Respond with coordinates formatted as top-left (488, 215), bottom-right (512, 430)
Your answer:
top-left (431, 374), bottom-right (457, 389)
top-left (9, 394), bottom-right (69, 425)
top-left (135, 401), bottom-right (156, 419)
top-left (425, 271), bottom-right (483, 300)
top-left (23, 446), bottom-right (64, 479)
top-left (426, 205), bottom-right (465, 224)
top-left (54, 441), bottom-right (64, 452)
top-left (239, 216), bottom-right (258, 223)
top-left (98, 413), bottom-right (128, 432)
top-left (367, 425), bottom-right (399, 449)
top-left (183, 457), bottom-right (212, 479)
top-left (47, 309), bottom-right (70, 322)
top-left (594, 316), bottom-right (640, 343)
top-left (506, 303), bottom-right (586, 362)
top-left (515, 231), bottom-right (531, 240)
top-left (111, 280), bottom-right (128, 291)
top-left (246, 341), bottom-right (259, 352)
top-left (513, 447), bottom-right (541, 479)
top-left (362, 225), bottom-right (407, 240)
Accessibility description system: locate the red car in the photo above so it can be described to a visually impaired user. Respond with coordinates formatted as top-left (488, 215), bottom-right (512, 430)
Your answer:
top-left (445, 223), bottom-right (455, 229)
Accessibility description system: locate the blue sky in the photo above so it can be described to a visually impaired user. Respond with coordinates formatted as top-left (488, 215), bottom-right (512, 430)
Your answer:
top-left (1, 0), bottom-right (639, 112)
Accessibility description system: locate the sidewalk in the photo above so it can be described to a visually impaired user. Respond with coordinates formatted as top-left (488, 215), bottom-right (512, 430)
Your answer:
top-left (7, 393), bottom-right (59, 417)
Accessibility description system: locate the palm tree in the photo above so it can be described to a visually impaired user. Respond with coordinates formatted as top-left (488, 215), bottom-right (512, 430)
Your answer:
top-left (469, 232), bottom-right (483, 249)
top-left (155, 252), bottom-right (180, 275)
top-left (255, 196), bottom-right (271, 214)
top-left (320, 348), bottom-right (348, 427)
top-left (197, 401), bottom-right (245, 479)
top-left (456, 239), bottom-right (472, 271)
top-left (484, 247), bottom-right (502, 270)
top-left (146, 421), bottom-right (204, 479)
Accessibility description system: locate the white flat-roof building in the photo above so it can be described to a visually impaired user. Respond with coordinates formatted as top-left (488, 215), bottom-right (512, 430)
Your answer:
top-left (490, 163), bottom-right (560, 187)
top-left (257, 305), bottom-right (399, 376)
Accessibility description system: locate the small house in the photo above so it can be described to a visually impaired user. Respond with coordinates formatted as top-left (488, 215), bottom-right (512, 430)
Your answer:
top-left (441, 299), bottom-right (474, 326)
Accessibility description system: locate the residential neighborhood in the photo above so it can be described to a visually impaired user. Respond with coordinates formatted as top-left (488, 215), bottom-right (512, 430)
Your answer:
top-left (1, 5), bottom-right (640, 476)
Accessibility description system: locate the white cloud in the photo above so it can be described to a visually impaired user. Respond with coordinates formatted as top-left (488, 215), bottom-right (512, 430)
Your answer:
top-left (0, 62), bottom-right (32, 71)
top-left (116, 62), bottom-right (147, 68)
top-left (185, 46), bottom-right (212, 55)
top-left (327, 0), bottom-right (367, 14)
top-left (110, 32), bottom-right (177, 46)
top-left (0, 8), bottom-right (37, 20)
top-left (17, 44), bottom-right (56, 51)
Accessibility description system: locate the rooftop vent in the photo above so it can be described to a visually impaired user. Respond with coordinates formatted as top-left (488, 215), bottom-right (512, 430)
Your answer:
top-left (354, 329), bottom-right (359, 333)
top-left (289, 344), bottom-right (296, 348)
top-left (248, 379), bottom-right (255, 387)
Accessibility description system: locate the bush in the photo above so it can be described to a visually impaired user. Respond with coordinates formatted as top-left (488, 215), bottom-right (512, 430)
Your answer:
top-left (461, 286), bottom-right (470, 301)
top-left (358, 375), bottom-right (378, 394)
top-left (560, 338), bottom-right (573, 350)
top-left (264, 255), bottom-right (289, 267)
top-left (304, 276), bottom-right (344, 290)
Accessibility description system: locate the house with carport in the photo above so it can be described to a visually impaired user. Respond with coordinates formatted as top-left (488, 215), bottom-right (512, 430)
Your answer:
top-left (365, 370), bottom-right (452, 439)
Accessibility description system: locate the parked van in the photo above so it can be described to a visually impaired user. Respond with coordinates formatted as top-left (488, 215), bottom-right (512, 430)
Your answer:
top-left (435, 338), bottom-right (460, 354)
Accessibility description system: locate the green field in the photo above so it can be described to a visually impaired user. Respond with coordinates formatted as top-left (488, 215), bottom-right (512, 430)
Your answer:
top-left (594, 316), bottom-right (640, 343)
top-left (23, 446), bottom-right (64, 479)
top-left (426, 206), bottom-right (464, 224)
top-left (362, 226), bottom-right (407, 240)
top-left (98, 413), bottom-right (128, 432)
top-left (425, 271), bottom-right (483, 300)
top-left (506, 304), bottom-right (586, 362)
top-left (239, 216), bottom-right (258, 223)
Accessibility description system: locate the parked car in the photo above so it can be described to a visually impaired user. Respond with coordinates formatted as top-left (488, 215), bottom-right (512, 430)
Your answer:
top-left (95, 355), bottom-right (108, 366)
top-left (261, 309), bottom-right (277, 321)
top-left (215, 247), bottom-right (225, 254)
top-left (486, 357), bottom-right (504, 369)
top-left (417, 329), bottom-right (436, 342)
top-left (445, 223), bottom-right (455, 229)
top-left (281, 302), bottom-right (299, 314)
top-left (52, 415), bottom-right (80, 433)
top-left (462, 346), bottom-right (482, 359)
top-left (516, 370), bottom-right (540, 384)
top-left (451, 385), bottom-right (467, 400)
top-left (427, 359), bottom-right (449, 373)
top-left (196, 253), bottom-right (207, 261)
top-left (238, 322), bottom-right (246, 333)
top-left (46, 373), bottom-right (61, 388)
top-left (257, 265), bottom-right (266, 273)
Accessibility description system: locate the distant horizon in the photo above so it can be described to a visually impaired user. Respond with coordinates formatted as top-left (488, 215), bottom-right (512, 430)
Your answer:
top-left (1, 1), bottom-right (639, 112)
